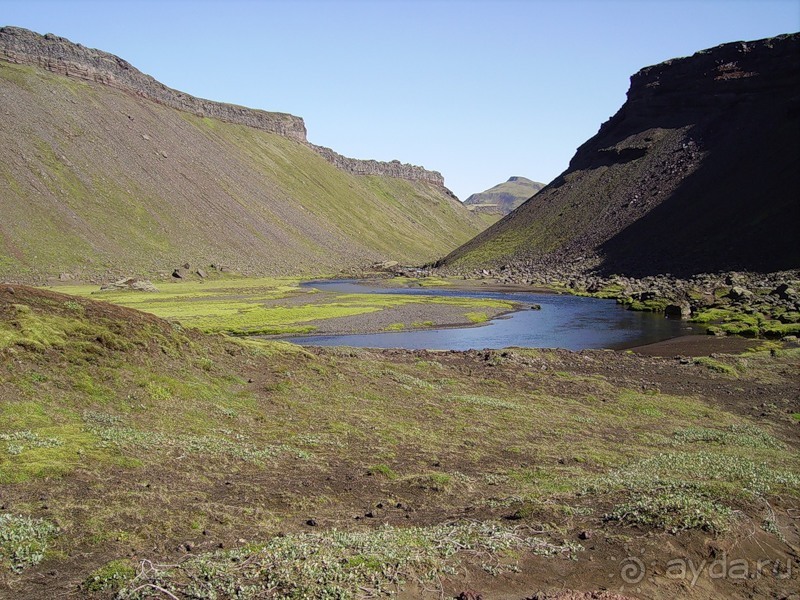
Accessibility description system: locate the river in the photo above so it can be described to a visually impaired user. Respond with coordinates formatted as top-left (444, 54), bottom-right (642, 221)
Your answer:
top-left (284, 279), bottom-right (699, 351)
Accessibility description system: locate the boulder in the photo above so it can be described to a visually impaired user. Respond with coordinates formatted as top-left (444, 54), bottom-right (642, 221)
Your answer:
top-left (770, 283), bottom-right (797, 300)
top-left (172, 268), bottom-right (188, 279)
top-left (727, 286), bottom-right (753, 301)
top-left (99, 278), bottom-right (158, 293)
top-left (196, 268), bottom-right (208, 279)
top-left (665, 302), bottom-right (692, 318)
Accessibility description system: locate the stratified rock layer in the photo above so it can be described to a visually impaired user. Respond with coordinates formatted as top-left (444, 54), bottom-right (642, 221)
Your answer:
top-left (0, 26), bottom-right (444, 186)
top-left (443, 33), bottom-right (800, 277)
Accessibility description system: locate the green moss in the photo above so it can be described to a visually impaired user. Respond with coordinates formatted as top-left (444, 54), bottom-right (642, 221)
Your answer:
top-left (465, 311), bottom-right (489, 323)
top-left (85, 559), bottom-right (136, 592)
top-left (54, 279), bottom-right (514, 336)
top-left (694, 357), bottom-right (739, 376)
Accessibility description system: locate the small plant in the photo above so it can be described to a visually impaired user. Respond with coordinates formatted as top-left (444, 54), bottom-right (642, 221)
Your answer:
top-left (605, 490), bottom-right (732, 533)
top-left (369, 464), bottom-right (398, 479)
top-left (85, 559), bottom-right (136, 592)
top-left (0, 513), bottom-right (59, 572)
top-left (1, 430), bottom-right (63, 455)
top-left (63, 300), bottom-right (84, 312)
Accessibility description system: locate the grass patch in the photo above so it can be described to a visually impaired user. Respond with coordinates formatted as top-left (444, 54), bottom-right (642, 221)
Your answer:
top-left (605, 491), bottom-right (732, 533)
top-left (465, 311), bottom-right (489, 323)
top-left (674, 424), bottom-right (784, 450)
top-left (115, 522), bottom-right (581, 598)
top-left (694, 357), bottom-right (738, 376)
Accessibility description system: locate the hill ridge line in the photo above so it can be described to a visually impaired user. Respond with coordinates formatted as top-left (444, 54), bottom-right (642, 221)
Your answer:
top-left (0, 25), bottom-right (445, 187)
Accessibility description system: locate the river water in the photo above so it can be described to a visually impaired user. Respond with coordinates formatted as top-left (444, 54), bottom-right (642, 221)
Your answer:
top-left (284, 280), bottom-right (698, 351)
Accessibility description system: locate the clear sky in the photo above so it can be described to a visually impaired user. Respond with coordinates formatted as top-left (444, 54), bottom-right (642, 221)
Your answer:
top-left (2, 0), bottom-right (798, 199)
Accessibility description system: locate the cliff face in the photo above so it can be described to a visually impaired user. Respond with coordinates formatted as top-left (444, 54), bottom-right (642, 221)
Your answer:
top-left (0, 26), bottom-right (445, 186)
top-left (310, 144), bottom-right (445, 187)
top-left (443, 33), bottom-right (800, 277)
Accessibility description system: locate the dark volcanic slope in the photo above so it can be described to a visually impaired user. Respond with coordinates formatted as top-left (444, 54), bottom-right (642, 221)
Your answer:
top-left (463, 176), bottom-right (545, 216)
top-left (0, 27), bottom-right (484, 281)
top-left (443, 34), bottom-right (800, 277)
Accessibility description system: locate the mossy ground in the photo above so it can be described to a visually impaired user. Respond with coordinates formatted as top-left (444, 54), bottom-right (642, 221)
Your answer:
top-left (47, 276), bottom-right (515, 336)
top-left (1, 285), bottom-right (798, 598)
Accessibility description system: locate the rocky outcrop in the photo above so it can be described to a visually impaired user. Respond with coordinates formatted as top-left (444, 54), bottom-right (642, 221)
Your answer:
top-left (310, 144), bottom-right (445, 186)
top-left (442, 33), bottom-right (800, 277)
top-left (0, 26), bottom-right (307, 140)
top-left (0, 26), bottom-right (445, 186)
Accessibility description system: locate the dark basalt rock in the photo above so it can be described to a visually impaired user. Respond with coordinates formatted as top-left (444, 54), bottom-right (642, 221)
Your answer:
top-left (442, 33), bottom-right (800, 278)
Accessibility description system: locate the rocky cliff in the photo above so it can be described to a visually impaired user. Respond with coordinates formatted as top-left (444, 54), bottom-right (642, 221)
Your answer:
top-left (0, 26), bottom-right (445, 186)
top-left (310, 144), bottom-right (445, 187)
top-left (442, 33), bottom-right (800, 277)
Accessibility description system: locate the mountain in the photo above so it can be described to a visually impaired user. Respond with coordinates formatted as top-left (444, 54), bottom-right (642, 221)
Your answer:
top-left (0, 26), bottom-right (485, 282)
top-left (441, 34), bottom-right (800, 278)
top-left (462, 176), bottom-right (545, 216)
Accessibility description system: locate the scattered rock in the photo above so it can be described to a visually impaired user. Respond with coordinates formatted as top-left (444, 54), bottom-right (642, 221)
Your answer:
top-left (728, 286), bottom-right (753, 301)
top-left (771, 283), bottom-right (797, 300)
top-left (99, 278), bottom-right (158, 292)
top-left (456, 591), bottom-right (483, 600)
top-left (58, 272), bottom-right (73, 281)
top-left (578, 530), bottom-right (592, 540)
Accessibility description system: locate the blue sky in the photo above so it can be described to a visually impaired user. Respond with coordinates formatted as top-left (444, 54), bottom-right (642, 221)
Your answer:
top-left (2, 0), bottom-right (798, 199)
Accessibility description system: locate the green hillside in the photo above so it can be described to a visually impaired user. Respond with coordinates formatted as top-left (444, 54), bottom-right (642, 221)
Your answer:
top-left (462, 176), bottom-right (544, 216)
top-left (0, 60), bottom-right (483, 281)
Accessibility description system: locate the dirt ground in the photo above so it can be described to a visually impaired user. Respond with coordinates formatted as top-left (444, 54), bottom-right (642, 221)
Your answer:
top-left (1, 285), bottom-right (798, 599)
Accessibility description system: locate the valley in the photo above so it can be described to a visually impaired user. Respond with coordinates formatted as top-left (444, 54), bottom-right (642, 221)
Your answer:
top-left (0, 24), bottom-right (798, 600)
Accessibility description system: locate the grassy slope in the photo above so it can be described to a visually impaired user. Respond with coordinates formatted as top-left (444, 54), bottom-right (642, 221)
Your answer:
top-left (0, 286), bottom-right (798, 597)
top-left (0, 61), bottom-right (483, 281)
top-left (463, 177), bottom-right (544, 214)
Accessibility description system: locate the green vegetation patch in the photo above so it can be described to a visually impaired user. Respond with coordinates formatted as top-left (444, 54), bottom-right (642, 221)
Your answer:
top-left (114, 522), bottom-right (581, 599)
top-left (693, 356), bottom-right (739, 376)
top-left (54, 278), bottom-right (514, 336)
top-left (605, 491), bottom-right (732, 534)
top-left (591, 451), bottom-right (800, 533)
top-left (674, 424), bottom-right (785, 450)
top-left (85, 559), bottom-right (137, 593)
top-left (0, 514), bottom-right (59, 572)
